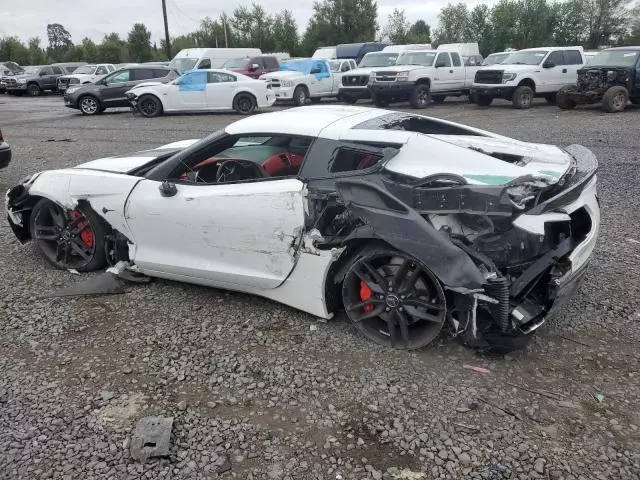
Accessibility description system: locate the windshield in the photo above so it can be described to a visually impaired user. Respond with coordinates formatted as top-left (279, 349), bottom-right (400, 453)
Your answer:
top-left (281, 59), bottom-right (315, 73)
top-left (73, 65), bottom-right (97, 75)
top-left (359, 53), bottom-right (399, 68)
top-left (482, 53), bottom-right (510, 66)
top-left (169, 57), bottom-right (199, 74)
top-left (502, 50), bottom-right (548, 65)
top-left (396, 51), bottom-right (436, 66)
top-left (223, 58), bottom-right (249, 69)
top-left (23, 67), bottom-right (42, 75)
top-left (588, 50), bottom-right (639, 67)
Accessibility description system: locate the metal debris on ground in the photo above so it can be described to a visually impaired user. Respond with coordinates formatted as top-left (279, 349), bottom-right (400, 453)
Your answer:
top-left (129, 416), bottom-right (174, 463)
top-left (463, 364), bottom-right (490, 374)
top-left (593, 393), bottom-right (604, 403)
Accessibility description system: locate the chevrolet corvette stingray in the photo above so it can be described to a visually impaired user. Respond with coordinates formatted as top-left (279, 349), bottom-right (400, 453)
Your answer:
top-left (6, 106), bottom-right (600, 351)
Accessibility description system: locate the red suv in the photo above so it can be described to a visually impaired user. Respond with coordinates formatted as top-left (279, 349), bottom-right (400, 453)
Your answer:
top-left (222, 55), bottom-right (280, 79)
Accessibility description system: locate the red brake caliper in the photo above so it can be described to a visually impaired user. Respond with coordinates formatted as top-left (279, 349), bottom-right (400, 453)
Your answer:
top-left (359, 281), bottom-right (374, 313)
top-left (70, 210), bottom-right (94, 247)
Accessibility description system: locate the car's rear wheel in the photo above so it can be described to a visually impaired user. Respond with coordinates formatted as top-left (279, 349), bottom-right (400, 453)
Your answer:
top-left (78, 95), bottom-right (101, 115)
top-left (342, 247), bottom-right (446, 350)
top-left (233, 93), bottom-right (257, 115)
top-left (556, 86), bottom-right (577, 110)
top-left (602, 86), bottom-right (629, 113)
top-left (410, 84), bottom-right (431, 109)
top-left (292, 86), bottom-right (308, 106)
top-left (309, 97), bottom-right (321, 103)
top-left (432, 95), bottom-right (446, 104)
top-left (371, 93), bottom-right (390, 107)
top-left (138, 95), bottom-right (163, 117)
top-left (512, 85), bottom-right (534, 109)
top-left (342, 95), bottom-right (358, 104)
top-left (30, 199), bottom-right (107, 272)
top-left (474, 94), bottom-right (493, 107)
top-left (27, 83), bottom-right (41, 97)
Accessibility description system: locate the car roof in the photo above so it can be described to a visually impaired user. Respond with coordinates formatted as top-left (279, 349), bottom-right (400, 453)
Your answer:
top-left (519, 46), bottom-right (583, 51)
top-left (225, 106), bottom-right (389, 138)
top-left (128, 65), bottom-right (172, 70)
top-left (604, 46), bottom-right (640, 51)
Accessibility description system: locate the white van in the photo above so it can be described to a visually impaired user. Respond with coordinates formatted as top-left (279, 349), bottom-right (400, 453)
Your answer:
top-left (312, 46), bottom-right (337, 59)
top-left (382, 44), bottom-right (433, 53)
top-left (170, 48), bottom-right (262, 73)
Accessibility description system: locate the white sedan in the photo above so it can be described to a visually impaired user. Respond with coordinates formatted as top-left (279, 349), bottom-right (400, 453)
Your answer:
top-left (6, 106), bottom-right (599, 352)
top-left (125, 69), bottom-right (276, 117)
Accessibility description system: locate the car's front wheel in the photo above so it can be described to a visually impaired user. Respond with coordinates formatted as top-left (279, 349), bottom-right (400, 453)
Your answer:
top-left (233, 93), bottom-right (257, 115)
top-left (30, 199), bottom-right (107, 272)
top-left (474, 95), bottom-right (493, 107)
top-left (341, 246), bottom-right (447, 350)
top-left (292, 86), bottom-right (308, 106)
top-left (512, 85), bottom-right (534, 109)
top-left (410, 84), bottom-right (431, 109)
top-left (138, 95), bottom-right (164, 117)
top-left (27, 83), bottom-right (41, 97)
top-left (78, 95), bottom-right (101, 115)
top-left (556, 86), bottom-right (577, 110)
top-left (602, 86), bottom-right (629, 113)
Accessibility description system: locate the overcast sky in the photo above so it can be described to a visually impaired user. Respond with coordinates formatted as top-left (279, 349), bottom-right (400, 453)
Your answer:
top-left (1, 0), bottom-right (493, 46)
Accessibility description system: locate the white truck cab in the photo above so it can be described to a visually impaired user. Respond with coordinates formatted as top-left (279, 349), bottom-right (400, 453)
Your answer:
top-left (57, 64), bottom-right (116, 92)
top-left (368, 49), bottom-right (477, 108)
top-left (260, 58), bottom-right (340, 106)
top-left (471, 46), bottom-right (585, 108)
top-left (169, 48), bottom-right (262, 73)
top-left (338, 51), bottom-right (400, 103)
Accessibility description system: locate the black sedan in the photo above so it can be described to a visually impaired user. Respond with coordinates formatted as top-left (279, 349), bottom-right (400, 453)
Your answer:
top-left (0, 128), bottom-right (11, 169)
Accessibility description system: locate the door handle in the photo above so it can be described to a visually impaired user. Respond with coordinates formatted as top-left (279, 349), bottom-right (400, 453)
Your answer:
top-left (562, 68), bottom-right (567, 73)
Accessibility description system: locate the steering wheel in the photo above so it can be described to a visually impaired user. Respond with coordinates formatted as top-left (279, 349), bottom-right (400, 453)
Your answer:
top-left (215, 159), bottom-right (269, 183)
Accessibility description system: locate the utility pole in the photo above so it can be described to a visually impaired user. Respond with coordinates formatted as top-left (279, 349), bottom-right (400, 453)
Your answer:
top-left (162, 0), bottom-right (171, 59)
top-left (223, 15), bottom-right (228, 48)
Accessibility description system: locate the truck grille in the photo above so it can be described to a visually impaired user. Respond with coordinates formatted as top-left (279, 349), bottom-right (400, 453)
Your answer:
top-left (58, 78), bottom-right (70, 87)
top-left (474, 70), bottom-right (503, 84)
top-left (4, 78), bottom-right (17, 87)
top-left (342, 74), bottom-right (369, 86)
top-left (267, 79), bottom-right (280, 88)
top-left (373, 71), bottom-right (398, 82)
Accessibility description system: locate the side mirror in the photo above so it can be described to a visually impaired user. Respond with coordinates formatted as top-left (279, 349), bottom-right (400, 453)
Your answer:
top-left (159, 180), bottom-right (177, 197)
top-left (543, 61), bottom-right (555, 68)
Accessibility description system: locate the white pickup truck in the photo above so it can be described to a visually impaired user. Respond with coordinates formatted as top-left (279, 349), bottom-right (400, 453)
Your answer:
top-left (260, 59), bottom-right (344, 106)
top-left (57, 64), bottom-right (116, 92)
top-left (367, 49), bottom-right (477, 108)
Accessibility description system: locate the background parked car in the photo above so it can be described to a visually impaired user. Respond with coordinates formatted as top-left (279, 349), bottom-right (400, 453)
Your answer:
top-left (4, 65), bottom-right (67, 96)
top-left (169, 48), bottom-right (263, 73)
top-left (222, 55), bottom-right (281, 79)
top-left (52, 62), bottom-right (87, 74)
top-left (63, 65), bottom-right (179, 115)
top-left (0, 61), bottom-right (23, 94)
top-left (0, 128), bottom-right (12, 169)
top-left (126, 69), bottom-right (276, 117)
top-left (57, 64), bottom-right (116, 92)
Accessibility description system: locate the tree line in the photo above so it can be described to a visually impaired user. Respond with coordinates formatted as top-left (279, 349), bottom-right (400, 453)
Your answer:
top-left (1, 0), bottom-right (639, 66)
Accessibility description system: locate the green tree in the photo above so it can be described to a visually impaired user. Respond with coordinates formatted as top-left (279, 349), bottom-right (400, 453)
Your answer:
top-left (27, 37), bottom-right (47, 65)
top-left (81, 38), bottom-right (99, 63)
top-left (0, 37), bottom-right (30, 65)
top-left (272, 10), bottom-right (300, 55)
top-left (127, 23), bottom-right (153, 62)
top-left (98, 33), bottom-right (124, 64)
top-left (514, 0), bottom-right (556, 48)
top-left (383, 9), bottom-right (410, 44)
top-left (231, 4), bottom-right (275, 50)
top-left (407, 20), bottom-right (431, 43)
top-left (466, 4), bottom-right (492, 55)
top-left (582, 0), bottom-right (632, 48)
top-left (488, 0), bottom-right (521, 52)
top-left (433, 3), bottom-right (471, 45)
top-left (552, 0), bottom-right (587, 46)
top-left (46, 23), bottom-right (73, 61)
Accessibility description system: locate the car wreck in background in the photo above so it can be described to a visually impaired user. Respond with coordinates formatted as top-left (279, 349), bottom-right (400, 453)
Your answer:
top-left (5, 106), bottom-right (599, 352)
top-left (557, 46), bottom-right (640, 113)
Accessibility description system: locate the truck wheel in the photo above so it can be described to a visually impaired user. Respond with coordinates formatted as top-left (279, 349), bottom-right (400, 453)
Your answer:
top-left (342, 96), bottom-right (358, 104)
top-left (432, 95), bottom-right (446, 104)
top-left (556, 86), bottom-right (577, 110)
top-left (371, 93), bottom-right (390, 108)
top-left (138, 94), bottom-right (164, 117)
top-left (544, 93), bottom-right (557, 104)
top-left (410, 84), bottom-right (431, 109)
top-left (309, 97), bottom-right (322, 104)
top-left (78, 95), bottom-right (101, 115)
top-left (293, 86), bottom-right (308, 106)
top-left (512, 85), bottom-right (534, 109)
top-left (27, 83), bottom-right (42, 97)
top-left (602, 86), bottom-right (629, 113)
top-left (474, 95), bottom-right (493, 107)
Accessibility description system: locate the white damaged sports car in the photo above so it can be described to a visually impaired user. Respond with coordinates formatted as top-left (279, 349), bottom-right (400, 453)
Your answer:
top-left (6, 106), bottom-right (600, 351)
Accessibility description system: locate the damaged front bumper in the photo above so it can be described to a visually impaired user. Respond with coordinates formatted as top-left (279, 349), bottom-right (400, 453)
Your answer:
top-left (5, 173), bottom-right (42, 242)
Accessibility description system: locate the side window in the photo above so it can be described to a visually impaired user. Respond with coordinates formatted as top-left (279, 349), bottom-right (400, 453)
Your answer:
top-left (108, 65), bottom-right (115, 72)
top-left (51, 66), bottom-right (63, 75)
top-left (329, 147), bottom-right (383, 173)
top-left (207, 72), bottom-right (236, 83)
top-left (198, 58), bottom-right (211, 69)
top-left (107, 70), bottom-right (131, 83)
top-left (41, 67), bottom-right (53, 75)
top-left (565, 50), bottom-right (583, 65)
top-left (133, 69), bottom-right (157, 80)
top-left (341, 61), bottom-right (351, 72)
top-left (435, 53), bottom-right (452, 67)
top-left (179, 71), bottom-right (207, 89)
top-left (96, 66), bottom-right (108, 75)
top-left (153, 69), bottom-right (170, 78)
top-left (267, 57), bottom-right (279, 69)
top-left (547, 51), bottom-right (565, 66)
top-left (451, 52), bottom-right (462, 67)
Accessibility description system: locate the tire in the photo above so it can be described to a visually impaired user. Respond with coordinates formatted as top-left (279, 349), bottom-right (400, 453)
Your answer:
top-left (512, 85), bottom-right (534, 109)
top-left (556, 86), bottom-right (577, 110)
top-left (630, 98), bottom-right (639, 105)
top-left (233, 93), bottom-right (256, 115)
top-left (410, 84), bottom-right (431, 109)
top-left (27, 83), bottom-right (41, 97)
top-left (474, 95), bottom-right (493, 107)
top-left (602, 86), bottom-right (629, 113)
top-left (341, 245), bottom-right (447, 350)
top-left (78, 95), bottom-right (101, 115)
top-left (432, 95), bottom-right (446, 104)
top-left (309, 97), bottom-right (322, 104)
top-left (371, 93), bottom-right (390, 108)
top-left (29, 199), bottom-right (107, 272)
top-left (544, 93), bottom-right (557, 104)
top-left (138, 94), bottom-right (163, 117)
top-left (342, 95), bottom-right (358, 104)
top-left (292, 85), bottom-right (308, 106)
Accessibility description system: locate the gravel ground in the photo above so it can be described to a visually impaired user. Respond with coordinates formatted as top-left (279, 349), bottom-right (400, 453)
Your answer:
top-left (1, 94), bottom-right (639, 480)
